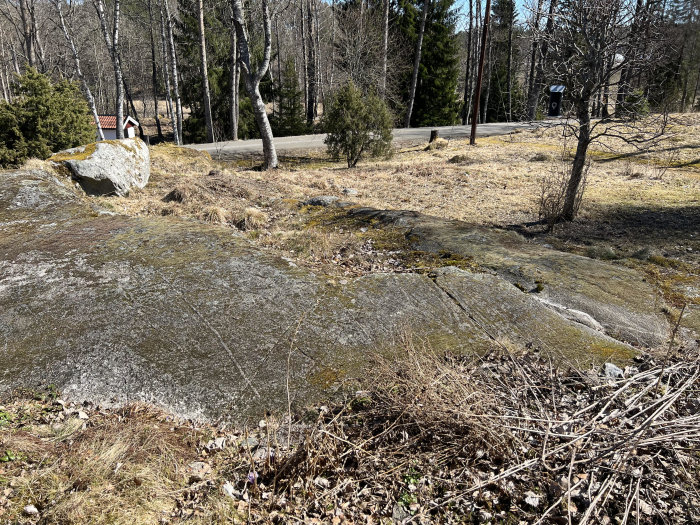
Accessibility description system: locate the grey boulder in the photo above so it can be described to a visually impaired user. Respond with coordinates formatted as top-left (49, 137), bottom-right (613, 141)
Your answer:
top-left (50, 138), bottom-right (150, 197)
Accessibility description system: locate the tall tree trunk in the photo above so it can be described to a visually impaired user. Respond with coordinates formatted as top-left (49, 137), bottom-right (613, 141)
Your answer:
top-left (163, 0), bottom-right (183, 144)
top-left (232, 0), bottom-right (278, 169)
top-left (616, 0), bottom-right (644, 108)
top-left (329, 0), bottom-right (336, 90)
top-left (198, 0), bottom-right (214, 143)
top-left (300, 0), bottom-right (309, 116)
top-left (527, 0), bottom-right (556, 120)
top-left (525, 0), bottom-right (544, 114)
top-left (0, 28), bottom-right (9, 101)
top-left (469, 0), bottom-right (491, 144)
top-left (159, 0), bottom-right (178, 144)
top-left (692, 62), bottom-right (700, 110)
top-left (306, 0), bottom-right (316, 124)
top-left (55, 0), bottom-right (103, 140)
top-left (10, 44), bottom-right (20, 74)
top-left (275, 16), bottom-right (282, 119)
top-left (562, 99), bottom-right (591, 221)
top-left (482, 15), bottom-right (493, 124)
top-left (405, 0), bottom-right (429, 128)
top-left (461, 0), bottom-right (474, 125)
top-left (29, 1), bottom-right (45, 70)
top-left (381, 0), bottom-right (389, 98)
top-left (18, 0), bottom-right (36, 69)
top-left (148, 0), bottom-right (164, 141)
top-left (230, 15), bottom-right (239, 141)
top-left (314, 0), bottom-right (323, 110)
top-left (506, 0), bottom-right (514, 121)
top-left (94, 0), bottom-right (124, 139)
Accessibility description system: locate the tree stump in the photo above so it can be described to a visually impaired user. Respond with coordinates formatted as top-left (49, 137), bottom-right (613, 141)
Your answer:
top-left (429, 129), bottom-right (439, 143)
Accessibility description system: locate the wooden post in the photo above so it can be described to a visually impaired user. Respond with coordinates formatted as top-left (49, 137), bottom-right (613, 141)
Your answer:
top-left (429, 129), bottom-right (439, 143)
top-left (470, 0), bottom-right (491, 146)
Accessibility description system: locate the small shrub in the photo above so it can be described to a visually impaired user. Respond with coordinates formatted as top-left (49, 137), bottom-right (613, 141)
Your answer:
top-left (234, 207), bottom-right (268, 230)
top-left (322, 82), bottom-right (393, 168)
top-left (202, 206), bottom-right (229, 224)
top-left (530, 152), bottom-right (552, 162)
top-left (538, 157), bottom-right (589, 231)
top-left (618, 89), bottom-right (651, 119)
top-left (0, 68), bottom-right (94, 168)
top-left (448, 154), bottom-right (470, 164)
top-left (425, 138), bottom-right (448, 151)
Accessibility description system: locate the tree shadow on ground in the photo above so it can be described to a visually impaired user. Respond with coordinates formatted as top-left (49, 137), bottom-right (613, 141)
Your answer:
top-left (507, 204), bottom-right (700, 261)
top-left (593, 143), bottom-right (700, 166)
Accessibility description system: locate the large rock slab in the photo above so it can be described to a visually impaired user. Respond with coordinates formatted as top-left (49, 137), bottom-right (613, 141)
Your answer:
top-left (348, 208), bottom-right (671, 348)
top-left (1, 170), bottom-right (634, 421)
top-left (50, 138), bottom-right (150, 196)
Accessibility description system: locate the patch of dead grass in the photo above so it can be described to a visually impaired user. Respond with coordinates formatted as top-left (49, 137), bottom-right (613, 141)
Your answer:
top-left (94, 114), bottom-right (698, 278)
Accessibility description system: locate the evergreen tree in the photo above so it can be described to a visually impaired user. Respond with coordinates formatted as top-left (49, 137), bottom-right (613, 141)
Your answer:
top-left (394, 0), bottom-right (461, 126)
top-left (485, 0), bottom-right (524, 122)
top-left (0, 68), bottom-right (94, 168)
top-left (323, 82), bottom-right (393, 167)
top-left (271, 59), bottom-right (309, 137)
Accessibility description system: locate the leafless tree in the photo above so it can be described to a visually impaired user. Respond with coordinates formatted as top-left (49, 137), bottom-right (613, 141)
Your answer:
top-left (93, 0), bottom-right (125, 139)
top-left (544, 0), bottom-right (668, 221)
top-left (405, 0), bottom-right (428, 127)
top-left (197, 0), bottom-right (213, 143)
top-left (54, 0), bottom-right (103, 140)
top-left (231, 0), bottom-right (278, 169)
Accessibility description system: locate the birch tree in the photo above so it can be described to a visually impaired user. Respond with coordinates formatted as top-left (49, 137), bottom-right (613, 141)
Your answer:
top-left (54, 0), bottom-right (103, 141)
top-left (163, 0), bottom-right (182, 144)
top-left (93, 0), bottom-right (124, 139)
top-left (405, 0), bottom-right (429, 127)
top-left (231, 0), bottom-right (278, 169)
top-left (197, 0), bottom-right (214, 142)
top-left (159, 0), bottom-right (178, 144)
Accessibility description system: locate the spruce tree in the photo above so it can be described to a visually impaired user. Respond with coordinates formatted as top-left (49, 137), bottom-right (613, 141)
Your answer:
top-left (394, 0), bottom-right (461, 127)
top-left (485, 0), bottom-right (524, 122)
top-left (271, 59), bottom-right (309, 137)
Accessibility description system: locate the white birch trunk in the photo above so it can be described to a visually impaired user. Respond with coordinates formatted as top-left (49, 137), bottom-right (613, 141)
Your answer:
top-left (231, 0), bottom-right (278, 169)
top-left (55, 0), bottom-right (104, 140)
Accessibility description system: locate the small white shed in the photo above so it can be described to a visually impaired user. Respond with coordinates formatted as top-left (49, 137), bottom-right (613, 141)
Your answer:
top-left (95, 115), bottom-right (139, 140)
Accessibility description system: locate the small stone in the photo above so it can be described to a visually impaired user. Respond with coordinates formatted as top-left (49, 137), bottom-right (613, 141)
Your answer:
top-left (77, 410), bottom-right (89, 420)
top-left (187, 461), bottom-right (211, 482)
top-left (240, 437), bottom-right (259, 450)
top-left (23, 505), bottom-right (39, 516)
top-left (314, 476), bottom-right (330, 488)
top-left (209, 437), bottom-right (226, 450)
top-left (602, 362), bottom-right (624, 379)
top-left (303, 195), bottom-right (339, 207)
top-left (342, 188), bottom-right (358, 196)
top-left (222, 481), bottom-right (238, 499)
top-left (524, 491), bottom-right (541, 508)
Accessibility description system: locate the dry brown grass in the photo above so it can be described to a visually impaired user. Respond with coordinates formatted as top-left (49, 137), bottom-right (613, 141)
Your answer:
top-left (89, 114), bottom-right (699, 279)
top-left (3, 343), bottom-right (697, 524)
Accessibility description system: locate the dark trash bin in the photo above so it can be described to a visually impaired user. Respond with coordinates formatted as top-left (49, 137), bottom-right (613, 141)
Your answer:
top-left (548, 85), bottom-right (565, 117)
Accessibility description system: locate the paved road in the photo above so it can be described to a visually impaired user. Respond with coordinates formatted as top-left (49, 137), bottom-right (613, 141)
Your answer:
top-left (189, 122), bottom-right (538, 158)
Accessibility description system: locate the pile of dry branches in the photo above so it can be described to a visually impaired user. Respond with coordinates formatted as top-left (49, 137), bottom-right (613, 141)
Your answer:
top-left (254, 346), bottom-right (700, 523)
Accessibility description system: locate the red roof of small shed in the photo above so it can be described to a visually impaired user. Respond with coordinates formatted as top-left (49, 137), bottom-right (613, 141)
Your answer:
top-left (96, 115), bottom-right (138, 129)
